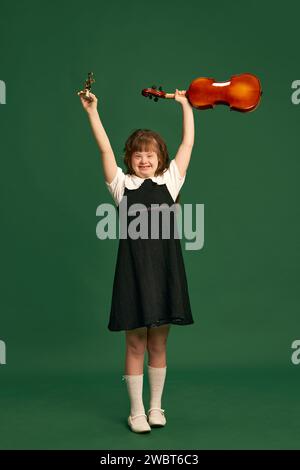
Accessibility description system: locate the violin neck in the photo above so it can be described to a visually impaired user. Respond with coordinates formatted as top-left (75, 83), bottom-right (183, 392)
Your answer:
top-left (164, 93), bottom-right (175, 99)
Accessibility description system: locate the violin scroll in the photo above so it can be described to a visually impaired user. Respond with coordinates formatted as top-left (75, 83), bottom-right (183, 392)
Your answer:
top-left (77, 72), bottom-right (96, 102)
top-left (141, 85), bottom-right (164, 102)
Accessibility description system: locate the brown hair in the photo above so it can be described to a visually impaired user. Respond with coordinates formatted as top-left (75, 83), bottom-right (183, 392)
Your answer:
top-left (123, 129), bottom-right (181, 204)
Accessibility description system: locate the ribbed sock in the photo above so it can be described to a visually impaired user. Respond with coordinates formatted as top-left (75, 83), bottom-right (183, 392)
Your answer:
top-left (122, 373), bottom-right (146, 417)
top-left (147, 365), bottom-right (167, 409)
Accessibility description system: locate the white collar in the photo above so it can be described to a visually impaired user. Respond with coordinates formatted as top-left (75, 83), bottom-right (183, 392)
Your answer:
top-left (124, 171), bottom-right (166, 190)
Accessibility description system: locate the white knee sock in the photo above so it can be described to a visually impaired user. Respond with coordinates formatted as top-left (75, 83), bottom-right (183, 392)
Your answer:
top-left (148, 365), bottom-right (167, 409)
top-left (122, 374), bottom-right (146, 417)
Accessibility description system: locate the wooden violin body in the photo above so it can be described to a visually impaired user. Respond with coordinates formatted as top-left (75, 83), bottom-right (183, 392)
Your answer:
top-left (142, 73), bottom-right (262, 112)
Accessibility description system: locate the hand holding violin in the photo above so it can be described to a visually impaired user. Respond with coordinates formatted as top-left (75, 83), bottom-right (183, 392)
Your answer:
top-left (174, 88), bottom-right (191, 107)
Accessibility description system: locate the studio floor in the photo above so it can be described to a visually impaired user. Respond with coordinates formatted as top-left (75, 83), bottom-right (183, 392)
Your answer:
top-left (1, 365), bottom-right (299, 450)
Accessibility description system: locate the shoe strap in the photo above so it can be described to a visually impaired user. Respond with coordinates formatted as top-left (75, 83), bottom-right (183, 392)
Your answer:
top-left (148, 407), bottom-right (165, 414)
top-left (130, 413), bottom-right (147, 420)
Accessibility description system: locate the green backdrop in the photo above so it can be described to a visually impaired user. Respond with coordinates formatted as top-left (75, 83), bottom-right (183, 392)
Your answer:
top-left (1, 0), bottom-right (300, 450)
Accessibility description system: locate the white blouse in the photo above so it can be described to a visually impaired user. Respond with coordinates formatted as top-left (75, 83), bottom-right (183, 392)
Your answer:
top-left (105, 158), bottom-right (186, 206)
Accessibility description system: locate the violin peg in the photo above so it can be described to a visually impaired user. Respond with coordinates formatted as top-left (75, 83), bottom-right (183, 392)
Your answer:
top-left (154, 97), bottom-right (158, 102)
top-left (159, 86), bottom-right (162, 91)
top-left (149, 95), bottom-right (153, 99)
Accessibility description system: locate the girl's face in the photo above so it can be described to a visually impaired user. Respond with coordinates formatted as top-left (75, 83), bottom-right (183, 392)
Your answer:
top-left (131, 149), bottom-right (159, 178)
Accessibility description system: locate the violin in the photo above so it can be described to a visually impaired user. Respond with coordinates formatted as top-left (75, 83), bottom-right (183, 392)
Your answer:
top-left (142, 73), bottom-right (262, 112)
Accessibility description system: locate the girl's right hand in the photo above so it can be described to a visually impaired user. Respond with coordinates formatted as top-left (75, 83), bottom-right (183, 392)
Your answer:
top-left (78, 90), bottom-right (98, 113)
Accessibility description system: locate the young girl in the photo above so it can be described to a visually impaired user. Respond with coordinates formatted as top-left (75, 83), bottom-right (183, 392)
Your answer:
top-left (79, 88), bottom-right (195, 433)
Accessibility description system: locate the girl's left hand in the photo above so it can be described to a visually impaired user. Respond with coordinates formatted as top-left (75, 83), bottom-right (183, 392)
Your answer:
top-left (174, 88), bottom-right (189, 105)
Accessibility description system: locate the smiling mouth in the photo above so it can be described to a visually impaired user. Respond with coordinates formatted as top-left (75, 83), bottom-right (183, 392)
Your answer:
top-left (139, 166), bottom-right (150, 168)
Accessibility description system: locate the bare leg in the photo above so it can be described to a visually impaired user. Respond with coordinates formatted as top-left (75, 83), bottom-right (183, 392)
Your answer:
top-left (147, 324), bottom-right (171, 367)
top-left (124, 327), bottom-right (147, 375)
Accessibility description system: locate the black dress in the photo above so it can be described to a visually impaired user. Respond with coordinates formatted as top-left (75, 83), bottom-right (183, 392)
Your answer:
top-left (107, 177), bottom-right (194, 331)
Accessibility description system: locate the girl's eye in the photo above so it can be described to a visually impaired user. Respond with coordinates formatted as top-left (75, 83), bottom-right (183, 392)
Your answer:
top-left (133, 153), bottom-right (154, 160)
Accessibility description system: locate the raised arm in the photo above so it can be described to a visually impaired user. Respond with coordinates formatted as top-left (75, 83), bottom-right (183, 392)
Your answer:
top-left (78, 91), bottom-right (117, 184)
top-left (173, 89), bottom-right (195, 178)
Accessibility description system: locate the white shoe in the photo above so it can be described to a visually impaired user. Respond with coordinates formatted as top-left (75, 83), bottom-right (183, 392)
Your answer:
top-left (147, 408), bottom-right (166, 427)
top-left (128, 414), bottom-right (151, 433)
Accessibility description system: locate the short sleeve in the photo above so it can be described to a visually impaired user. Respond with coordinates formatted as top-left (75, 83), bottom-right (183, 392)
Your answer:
top-left (105, 167), bottom-right (126, 206)
top-left (164, 159), bottom-right (186, 202)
